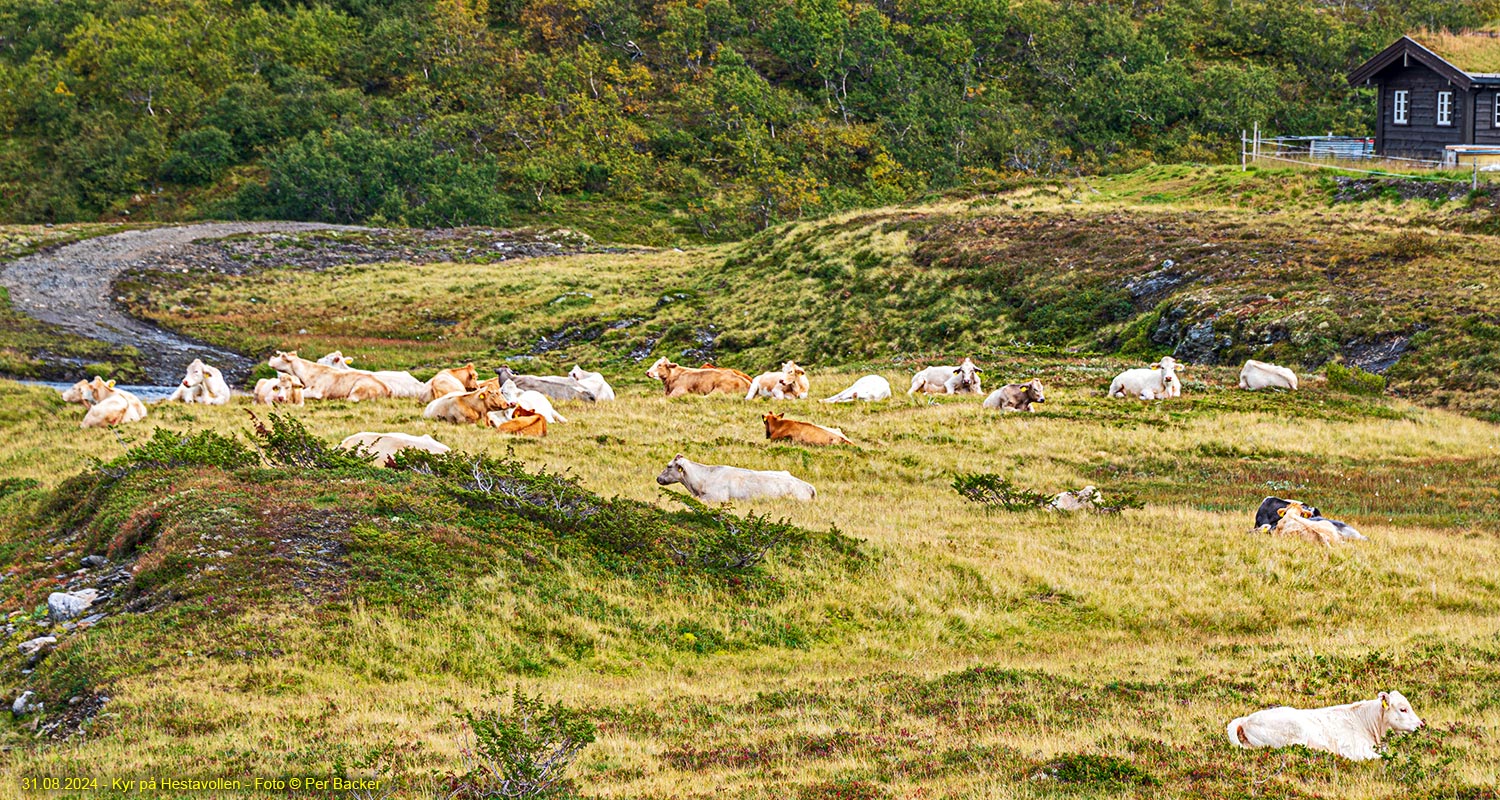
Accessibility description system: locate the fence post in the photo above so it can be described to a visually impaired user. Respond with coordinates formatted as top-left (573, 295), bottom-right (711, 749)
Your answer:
top-left (1242, 129), bottom-right (1247, 171)
top-left (1474, 160), bottom-right (1479, 192)
top-left (1254, 121), bottom-right (1260, 160)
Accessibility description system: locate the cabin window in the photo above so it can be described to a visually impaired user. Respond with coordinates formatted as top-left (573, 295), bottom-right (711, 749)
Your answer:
top-left (1393, 90), bottom-right (1409, 125)
top-left (1437, 91), bottom-right (1454, 126)
top-left (1494, 93), bottom-right (1499, 127)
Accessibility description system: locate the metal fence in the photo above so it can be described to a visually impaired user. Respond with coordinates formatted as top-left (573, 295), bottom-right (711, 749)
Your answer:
top-left (1240, 122), bottom-right (1481, 185)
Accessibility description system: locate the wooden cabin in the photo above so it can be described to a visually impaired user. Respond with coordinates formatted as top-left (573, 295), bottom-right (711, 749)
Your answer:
top-left (1348, 31), bottom-right (1500, 160)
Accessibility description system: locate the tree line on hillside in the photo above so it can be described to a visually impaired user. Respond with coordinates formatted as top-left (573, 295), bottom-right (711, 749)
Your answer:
top-left (1, 0), bottom-right (1496, 237)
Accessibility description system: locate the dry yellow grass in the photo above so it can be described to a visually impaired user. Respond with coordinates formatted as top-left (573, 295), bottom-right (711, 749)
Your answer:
top-left (2, 368), bottom-right (1499, 798)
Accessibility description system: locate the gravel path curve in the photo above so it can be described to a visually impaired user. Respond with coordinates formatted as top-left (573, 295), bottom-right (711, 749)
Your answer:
top-left (1, 222), bottom-right (364, 384)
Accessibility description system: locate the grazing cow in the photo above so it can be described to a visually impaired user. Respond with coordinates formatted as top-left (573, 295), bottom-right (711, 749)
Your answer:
top-left (1272, 501), bottom-right (1343, 547)
top-left (646, 358), bottom-right (752, 398)
top-left (494, 366), bottom-right (596, 402)
top-left (486, 408), bottom-right (549, 437)
top-left (496, 379), bottom-right (567, 423)
top-left (268, 351), bottom-right (390, 402)
top-left (421, 364), bottom-right (480, 403)
top-left (1108, 356), bottom-right (1181, 400)
top-left (983, 379), bottom-right (1046, 412)
top-left (1240, 359), bottom-right (1298, 391)
top-left (338, 432), bottom-right (451, 466)
top-left (746, 361), bottom-right (810, 400)
top-left (315, 350), bottom-right (425, 399)
top-left (166, 359), bottom-right (232, 405)
top-left (762, 412), bottom-right (852, 445)
top-left (1254, 496), bottom-right (1366, 541)
top-left (568, 365), bottom-right (616, 401)
top-left (80, 378), bottom-right (148, 429)
top-left (1049, 486), bottom-right (1102, 512)
top-left (822, 375), bottom-right (892, 403)
top-left (908, 357), bottom-right (983, 395)
top-left (655, 454), bottom-right (816, 503)
top-left (254, 373), bottom-right (305, 406)
top-left (423, 384), bottom-right (510, 425)
top-left (60, 380), bottom-right (92, 405)
top-left (1228, 691), bottom-right (1422, 760)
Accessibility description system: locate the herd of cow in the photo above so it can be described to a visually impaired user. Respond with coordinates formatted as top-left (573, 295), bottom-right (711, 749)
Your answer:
top-left (50, 349), bottom-right (1422, 760)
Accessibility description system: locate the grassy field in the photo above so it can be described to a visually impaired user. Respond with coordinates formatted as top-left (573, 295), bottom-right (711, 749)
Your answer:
top-left (2, 360), bottom-right (1498, 799)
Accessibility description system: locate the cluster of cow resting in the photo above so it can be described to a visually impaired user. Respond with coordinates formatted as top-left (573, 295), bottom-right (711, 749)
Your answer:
top-left (55, 350), bottom-right (1420, 760)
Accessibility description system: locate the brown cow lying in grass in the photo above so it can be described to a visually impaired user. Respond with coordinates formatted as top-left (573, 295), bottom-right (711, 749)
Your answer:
top-left (762, 412), bottom-right (852, 445)
top-left (1273, 501), bottom-right (1342, 547)
top-left (486, 407), bottom-right (548, 437)
top-left (423, 383), bottom-right (510, 424)
top-left (421, 364), bottom-right (480, 403)
top-left (268, 351), bottom-right (390, 401)
top-left (647, 358), bottom-right (752, 397)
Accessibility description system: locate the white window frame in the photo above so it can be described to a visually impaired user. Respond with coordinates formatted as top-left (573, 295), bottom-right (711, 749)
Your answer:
top-left (1493, 93), bottom-right (1499, 127)
top-left (1437, 90), bottom-right (1454, 126)
top-left (1393, 90), bottom-right (1409, 125)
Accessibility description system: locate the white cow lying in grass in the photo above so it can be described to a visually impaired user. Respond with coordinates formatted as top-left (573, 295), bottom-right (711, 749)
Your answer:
top-left (655, 454), bottom-right (816, 503)
top-left (822, 375), bottom-right (891, 403)
top-left (498, 379), bottom-right (566, 423)
top-left (338, 432), bottom-right (450, 466)
top-left (166, 359), bottom-right (231, 405)
top-left (1239, 359), bottom-right (1298, 391)
top-left (1228, 691), bottom-right (1422, 760)
top-left (568, 365), bottom-right (615, 401)
top-left (79, 378), bottom-right (148, 428)
top-left (1108, 356), bottom-right (1181, 400)
top-left (316, 350), bottom-right (426, 399)
top-left (908, 357), bottom-right (983, 395)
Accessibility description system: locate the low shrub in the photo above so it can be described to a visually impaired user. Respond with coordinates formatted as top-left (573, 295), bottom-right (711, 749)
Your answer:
top-left (951, 473), bottom-right (1051, 511)
top-left (448, 689), bottom-right (596, 799)
top-left (1326, 362), bottom-right (1387, 395)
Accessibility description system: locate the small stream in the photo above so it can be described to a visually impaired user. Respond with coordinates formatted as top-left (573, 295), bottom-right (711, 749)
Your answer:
top-left (21, 380), bottom-right (182, 403)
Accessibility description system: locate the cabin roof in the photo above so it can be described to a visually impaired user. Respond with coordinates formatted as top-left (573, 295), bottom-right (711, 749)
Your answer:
top-left (1349, 33), bottom-right (1500, 89)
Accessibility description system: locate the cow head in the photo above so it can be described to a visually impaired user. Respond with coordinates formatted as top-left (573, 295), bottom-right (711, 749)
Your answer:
top-left (568, 365), bottom-right (587, 381)
top-left (656, 454), bottom-right (688, 486)
top-left (61, 380), bottom-right (92, 405)
top-left (646, 357), bottom-right (677, 381)
top-left (318, 351), bottom-right (352, 369)
top-left (1379, 691), bottom-right (1423, 733)
top-left (762, 412), bottom-right (783, 437)
top-left (1277, 501), bottom-right (1312, 520)
top-left (87, 377), bottom-right (115, 401)
top-left (268, 351), bottom-right (297, 372)
top-left (181, 358), bottom-right (207, 389)
top-left (494, 365), bottom-right (517, 384)
top-left (481, 385), bottom-right (513, 412)
top-left (451, 363), bottom-right (479, 389)
top-left (780, 360), bottom-right (805, 377)
top-left (952, 357), bottom-right (981, 389)
top-left (1026, 379), bottom-right (1046, 403)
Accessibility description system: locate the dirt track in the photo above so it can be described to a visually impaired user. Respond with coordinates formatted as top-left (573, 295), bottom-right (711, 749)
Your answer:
top-left (0, 222), bottom-right (362, 384)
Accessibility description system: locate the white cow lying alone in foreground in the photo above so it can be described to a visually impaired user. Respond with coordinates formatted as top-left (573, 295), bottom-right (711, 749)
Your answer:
top-left (1228, 691), bottom-right (1422, 761)
top-left (655, 454), bottom-right (816, 503)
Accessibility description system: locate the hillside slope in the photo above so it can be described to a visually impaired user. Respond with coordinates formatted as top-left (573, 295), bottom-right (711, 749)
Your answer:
top-left (119, 167), bottom-right (1500, 417)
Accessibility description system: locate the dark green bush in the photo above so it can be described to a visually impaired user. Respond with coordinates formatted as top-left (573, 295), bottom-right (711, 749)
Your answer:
top-left (160, 127), bottom-right (236, 186)
top-left (1038, 753), bottom-right (1157, 788)
top-left (667, 496), bottom-right (807, 571)
top-left (108, 427), bottom-right (258, 472)
top-left (951, 473), bottom-right (1051, 511)
top-left (248, 411), bottom-right (370, 470)
top-left (1326, 362), bottom-right (1387, 396)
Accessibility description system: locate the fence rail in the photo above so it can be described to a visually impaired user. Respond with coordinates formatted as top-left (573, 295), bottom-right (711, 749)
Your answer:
top-left (1239, 122), bottom-right (1485, 186)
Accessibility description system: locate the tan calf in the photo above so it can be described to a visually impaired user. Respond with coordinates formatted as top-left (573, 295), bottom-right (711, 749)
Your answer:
top-left (424, 384), bottom-right (510, 424)
top-left (80, 378), bottom-right (149, 429)
top-left (647, 358), bottom-right (753, 398)
top-left (1273, 502), bottom-right (1341, 547)
top-left (762, 412), bottom-right (852, 445)
top-left (486, 408), bottom-right (549, 437)
top-left (254, 373), bottom-right (305, 405)
top-left (268, 351), bottom-right (389, 401)
top-left (421, 363), bottom-right (480, 402)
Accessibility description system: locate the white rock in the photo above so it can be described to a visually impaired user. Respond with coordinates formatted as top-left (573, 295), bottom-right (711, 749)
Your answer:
top-left (17, 636), bottom-right (56, 656)
top-left (47, 589), bottom-right (99, 623)
top-left (11, 691), bottom-right (35, 716)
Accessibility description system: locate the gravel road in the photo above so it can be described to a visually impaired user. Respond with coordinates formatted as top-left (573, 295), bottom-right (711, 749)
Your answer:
top-left (0, 222), bottom-right (363, 384)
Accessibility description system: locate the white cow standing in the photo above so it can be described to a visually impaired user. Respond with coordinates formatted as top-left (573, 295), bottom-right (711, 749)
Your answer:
top-left (908, 357), bottom-right (983, 395)
top-left (1228, 691), bottom-right (1423, 761)
top-left (166, 359), bottom-right (231, 405)
top-left (1239, 359), bottom-right (1298, 391)
top-left (655, 454), bottom-right (816, 503)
